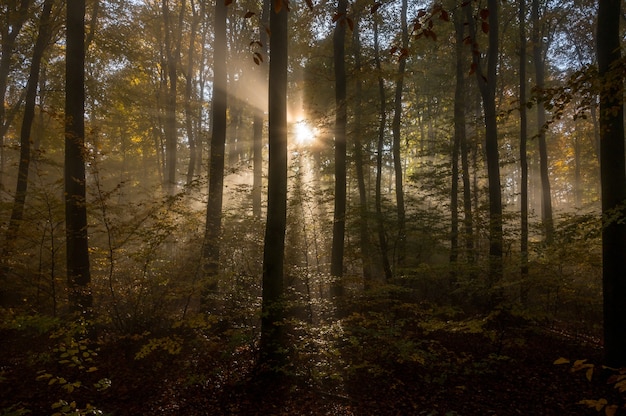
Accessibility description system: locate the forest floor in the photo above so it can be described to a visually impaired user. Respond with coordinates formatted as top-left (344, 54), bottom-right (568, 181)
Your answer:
top-left (1, 312), bottom-right (623, 416)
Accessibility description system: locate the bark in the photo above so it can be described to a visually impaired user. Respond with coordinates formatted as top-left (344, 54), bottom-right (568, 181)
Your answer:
top-left (330, 0), bottom-right (348, 295)
top-left (466, 0), bottom-right (503, 289)
top-left (6, 0), bottom-right (54, 246)
top-left (260, 0), bottom-right (288, 369)
top-left (531, 0), bottom-right (553, 243)
top-left (252, 0), bottom-right (270, 220)
top-left (185, 0), bottom-right (200, 185)
top-left (374, 18), bottom-right (393, 281)
top-left (391, 0), bottom-right (408, 268)
top-left (597, 0), bottom-right (626, 368)
top-left (202, 0), bottom-right (228, 287)
top-left (352, 17), bottom-right (372, 282)
top-left (519, 0), bottom-right (529, 301)
top-left (65, 0), bottom-right (92, 314)
top-left (0, 0), bottom-right (31, 190)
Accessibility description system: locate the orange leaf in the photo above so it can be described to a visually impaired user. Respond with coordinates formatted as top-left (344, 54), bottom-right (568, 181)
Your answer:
top-left (274, 0), bottom-right (282, 13)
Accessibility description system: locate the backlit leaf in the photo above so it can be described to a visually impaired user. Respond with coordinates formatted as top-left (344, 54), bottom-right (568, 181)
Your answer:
top-left (553, 357), bottom-right (570, 365)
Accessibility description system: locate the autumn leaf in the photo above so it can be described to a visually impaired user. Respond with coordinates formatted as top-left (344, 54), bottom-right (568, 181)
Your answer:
top-left (481, 21), bottom-right (489, 34)
top-left (332, 12), bottom-right (343, 23)
top-left (347, 17), bottom-right (354, 31)
top-left (463, 35), bottom-right (472, 45)
top-left (439, 10), bottom-right (449, 21)
top-left (553, 357), bottom-right (570, 365)
top-left (479, 8), bottom-right (489, 20)
top-left (244, 11), bottom-right (255, 18)
top-left (274, 0), bottom-right (282, 13)
top-left (605, 404), bottom-right (618, 416)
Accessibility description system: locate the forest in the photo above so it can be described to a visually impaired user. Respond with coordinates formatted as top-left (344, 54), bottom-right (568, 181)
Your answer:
top-left (0, 0), bottom-right (625, 414)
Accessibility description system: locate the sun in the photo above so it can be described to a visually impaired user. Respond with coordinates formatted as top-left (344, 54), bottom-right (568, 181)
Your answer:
top-left (294, 120), bottom-right (316, 145)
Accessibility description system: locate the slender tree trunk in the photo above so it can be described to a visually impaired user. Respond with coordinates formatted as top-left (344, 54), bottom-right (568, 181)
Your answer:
top-left (0, 0), bottom-right (31, 191)
top-left (466, 0), bottom-right (503, 290)
top-left (531, 0), bottom-right (553, 243)
top-left (65, 0), bottom-right (92, 314)
top-left (391, 0), bottom-right (408, 268)
top-left (330, 0), bottom-right (348, 295)
top-left (252, 0), bottom-right (269, 220)
top-left (260, 0), bottom-right (288, 370)
top-left (519, 0), bottom-right (529, 302)
top-left (5, 0), bottom-right (54, 246)
top-left (597, 0), bottom-right (626, 368)
top-left (352, 17), bottom-right (372, 282)
top-left (202, 0), bottom-right (228, 289)
top-left (374, 18), bottom-right (393, 281)
top-left (185, 0), bottom-right (200, 185)
top-left (450, 8), bottom-right (466, 270)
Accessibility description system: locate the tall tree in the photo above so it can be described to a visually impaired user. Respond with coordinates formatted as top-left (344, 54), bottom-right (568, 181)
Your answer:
top-left (330, 0), bottom-right (349, 295)
top-left (597, 0), bottom-right (626, 368)
top-left (65, 0), bottom-right (92, 314)
top-left (374, 16), bottom-right (393, 281)
top-left (0, 0), bottom-right (32, 190)
top-left (466, 0), bottom-right (503, 289)
top-left (391, 0), bottom-right (408, 268)
top-left (531, 0), bottom-right (553, 243)
top-left (352, 16), bottom-right (372, 282)
top-left (259, 0), bottom-right (288, 368)
top-left (184, 0), bottom-right (200, 185)
top-left (5, 0), bottom-right (54, 246)
top-left (202, 0), bottom-right (228, 288)
top-left (519, 0), bottom-right (529, 299)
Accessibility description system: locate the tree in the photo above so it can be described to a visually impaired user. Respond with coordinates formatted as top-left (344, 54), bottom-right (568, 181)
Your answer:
top-left (0, 0), bottom-right (32, 190)
top-left (5, 0), bottom-right (54, 247)
top-left (518, 0), bottom-right (529, 298)
top-left (65, 0), bottom-right (92, 314)
top-left (391, 0), bottom-right (408, 268)
top-left (597, 0), bottom-right (626, 368)
top-left (466, 0), bottom-right (503, 289)
top-left (330, 0), bottom-right (349, 295)
top-left (202, 0), bottom-right (228, 288)
top-left (531, 0), bottom-right (553, 243)
top-left (259, 0), bottom-right (288, 369)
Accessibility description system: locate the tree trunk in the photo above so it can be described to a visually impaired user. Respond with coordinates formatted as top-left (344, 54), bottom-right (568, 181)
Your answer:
top-left (597, 0), bottom-right (626, 368)
top-left (260, 0), bottom-right (288, 369)
top-left (519, 0), bottom-right (529, 302)
top-left (466, 0), bottom-right (503, 291)
top-left (374, 18), bottom-right (393, 281)
top-left (330, 0), bottom-right (348, 296)
top-left (202, 0), bottom-right (228, 290)
top-left (531, 0), bottom-right (553, 243)
top-left (352, 17), bottom-right (372, 282)
top-left (0, 0), bottom-right (31, 191)
top-left (391, 0), bottom-right (408, 268)
top-left (185, 0), bottom-right (200, 185)
top-left (65, 0), bottom-right (92, 314)
top-left (5, 0), bottom-right (54, 246)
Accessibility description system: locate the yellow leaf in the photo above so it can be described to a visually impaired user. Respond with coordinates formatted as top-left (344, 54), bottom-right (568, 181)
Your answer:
top-left (554, 357), bottom-right (570, 365)
top-left (605, 404), bottom-right (618, 416)
top-left (586, 367), bottom-right (594, 382)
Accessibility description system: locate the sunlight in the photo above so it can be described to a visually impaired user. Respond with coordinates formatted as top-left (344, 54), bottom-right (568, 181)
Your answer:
top-left (294, 120), bottom-right (316, 146)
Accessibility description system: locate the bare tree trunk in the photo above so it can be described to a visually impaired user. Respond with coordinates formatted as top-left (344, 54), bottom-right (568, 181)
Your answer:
top-left (391, 0), bottom-right (408, 268)
top-left (65, 0), bottom-right (92, 314)
top-left (260, 0), bottom-right (288, 370)
top-left (185, 0), bottom-right (200, 185)
top-left (519, 0), bottom-right (529, 302)
top-left (330, 0), bottom-right (348, 296)
top-left (597, 0), bottom-right (626, 368)
top-left (5, 0), bottom-right (54, 247)
top-left (466, 0), bottom-right (503, 291)
top-left (532, 0), bottom-right (553, 243)
top-left (352, 17), bottom-right (372, 282)
top-left (202, 0), bottom-right (228, 289)
top-left (374, 18), bottom-right (392, 281)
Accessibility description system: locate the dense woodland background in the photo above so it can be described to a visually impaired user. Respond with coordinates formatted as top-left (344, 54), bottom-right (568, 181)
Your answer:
top-left (0, 0), bottom-right (625, 414)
